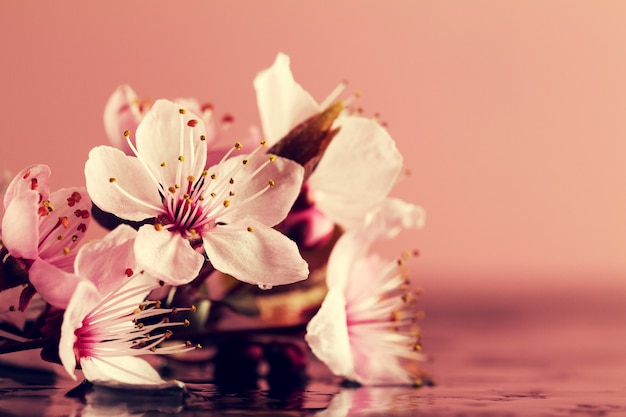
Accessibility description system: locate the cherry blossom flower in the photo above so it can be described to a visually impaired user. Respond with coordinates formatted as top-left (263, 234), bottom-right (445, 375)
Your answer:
top-left (305, 199), bottom-right (427, 385)
top-left (1, 164), bottom-right (91, 308)
top-left (86, 99), bottom-right (308, 287)
top-left (57, 224), bottom-right (196, 387)
top-left (254, 53), bottom-right (404, 247)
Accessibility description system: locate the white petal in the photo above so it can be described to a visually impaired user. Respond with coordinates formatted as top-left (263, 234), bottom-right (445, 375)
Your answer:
top-left (134, 225), bottom-right (204, 286)
top-left (364, 198), bottom-right (426, 240)
top-left (308, 115), bottom-right (403, 230)
top-left (59, 280), bottom-right (100, 380)
top-left (81, 355), bottom-right (165, 387)
top-left (85, 146), bottom-right (164, 221)
top-left (202, 220), bottom-right (308, 287)
top-left (254, 52), bottom-right (320, 144)
top-left (305, 289), bottom-right (356, 380)
top-left (215, 154), bottom-right (304, 227)
top-left (75, 224), bottom-right (138, 295)
top-left (1, 191), bottom-right (39, 259)
top-left (136, 99), bottom-right (207, 188)
top-left (3, 164), bottom-right (50, 209)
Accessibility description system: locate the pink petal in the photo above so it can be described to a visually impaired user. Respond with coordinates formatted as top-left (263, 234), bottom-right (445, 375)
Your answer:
top-left (81, 355), bottom-right (166, 387)
top-left (59, 280), bottom-right (100, 380)
top-left (135, 99), bottom-right (207, 188)
top-left (29, 258), bottom-right (85, 309)
top-left (308, 115), bottom-right (403, 230)
top-left (75, 224), bottom-right (138, 295)
top-left (3, 164), bottom-right (50, 209)
top-left (305, 289), bottom-right (355, 379)
top-left (37, 187), bottom-right (91, 272)
top-left (215, 154), bottom-right (304, 227)
top-left (134, 225), bottom-right (204, 286)
top-left (85, 146), bottom-right (164, 221)
top-left (363, 198), bottom-right (426, 240)
top-left (103, 85), bottom-right (142, 155)
top-left (202, 220), bottom-right (309, 287)
top-left (1, 191), bottom-right (40, 259)
top-left (253, 52), bottom-right (320, 144)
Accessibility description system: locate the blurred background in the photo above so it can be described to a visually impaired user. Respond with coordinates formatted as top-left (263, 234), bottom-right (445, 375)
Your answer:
top-left (1, 0), bottom-right (625, 304)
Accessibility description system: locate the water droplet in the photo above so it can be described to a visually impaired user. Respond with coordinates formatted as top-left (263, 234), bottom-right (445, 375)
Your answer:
top-left (258, 283), bottom-right (273, 290)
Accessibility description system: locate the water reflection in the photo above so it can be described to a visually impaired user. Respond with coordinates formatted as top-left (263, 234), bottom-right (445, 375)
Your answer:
top-left (316, 386), bottom-right (424, 417)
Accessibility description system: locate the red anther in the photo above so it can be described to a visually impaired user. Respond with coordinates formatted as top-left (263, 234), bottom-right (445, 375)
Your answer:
top-left (74, 209), bottom-right (90, 219)
top-left (67, 191), bottom-right (82, 207)
top-left (187, 119), bottom-right (198, 127)
top-left (201, 103), bottom-right (214, 112)
top-left (77, 223), bottom-right (87, 233)
top-left (125, 268), bottom-right (134, 277)
top-left (37, 206), bottom-right (48, 216)
top-left (222, 114), bottom-right (234, 124)
top-left (30, 178), bottom-right (38, 190)
top-left (23, 170), bottom-right (31, 179)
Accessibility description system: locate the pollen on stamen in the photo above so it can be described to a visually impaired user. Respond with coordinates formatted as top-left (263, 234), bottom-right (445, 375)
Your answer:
top-left (109, 177), bottom-right (116, 183)
top-left (63, 247), bottom-right (70, 255)
top-left (247, 226), bottom-right (254, 232)
top-left (187, 175), bottom-right (195, 183)
top-left (260, 140), bottom-right (267, 146)
top-left (178, 156), bottom-right (185, 162)
top-left (234, 142), bottom-right (243, 150)
top-left (268, 179), bottom-right (275, 187)
top-left (124, 130), bottom-right (131, 138)
top-left (179, 108), bottom-right (187, 114)
top-left (269, 155), bottom-right (276, 162)
top-left (210, 193), bottom-right (216, 198)
top-left (154, 223), bottom-right (163, 231)
top-left (201, 170), bottom-right (208, 177)
top-left (161, 162), bottom-right (167, 167)
top-left (223, 200), bottom-right (230, 207)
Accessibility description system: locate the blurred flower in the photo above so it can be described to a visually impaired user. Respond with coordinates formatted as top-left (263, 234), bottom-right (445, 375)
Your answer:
top-left (254, 53), bottom-right (404, 248)
top-left (86, 99), bottom-right (308, 287)
top-left (58, 224), bottom-right (195, 387)
top-left (306, 199), bottom-right (427, 385)
top-left (1, 164), bottom-right (91, 308)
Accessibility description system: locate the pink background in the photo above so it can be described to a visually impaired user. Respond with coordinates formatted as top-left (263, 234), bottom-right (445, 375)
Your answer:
top-left (1, 1), bottom-right (625, 298)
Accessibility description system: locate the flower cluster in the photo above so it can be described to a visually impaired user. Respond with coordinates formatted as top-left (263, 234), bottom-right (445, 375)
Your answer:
top-left (0, 53), bottom-right (426, 389)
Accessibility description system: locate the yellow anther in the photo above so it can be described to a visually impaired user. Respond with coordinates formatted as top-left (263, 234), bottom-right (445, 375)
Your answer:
top-left (260, 140), bottom-right (267, 146)
top-left (154, 223), bottom-right (163, 231)
top-left (211, 173), bottom-right (217, 180)
top-left (178, 155), bottom-right (185, 162)
top-left (242, 159), bottom-right (249, 165)
top-left (63, 247), bottom-right (70, 255)
top-left (223, 200), bottom-right (230, 207)
top-left (179, 108), bottom-right (187, 114)
top-left (187, 175), bottom-right (195, 182)
top-left (268, 179), bottom-right (275, 187)
top-left (234, 142), bottom-right (243, 150)
top-left (109, 177), bottom-right (116, 183)
top-left (184, 319), bottom-right (190, 327)
top-left (190, 305), bottom-right (197, 312)
top-left (123, 130), bottom-right (130, 138)
top-left (247, 226), bottom-right (254, 232)
top-left (168, 186), bottom-right (176, 194)
top-left (201, 170), bottom-right (208, 177)
top-left (229, 191), bottom-right (235, 196)
top-left (210, 192), bottom-right (216, 198)
top-left (269, 155), bottom-right (276, 162)
top-left (200, 135), bottom-right (206, 141)
top-left (160, 161), bottom-right (167, 167)
top-left (229, 178), bottom-right (234, 184)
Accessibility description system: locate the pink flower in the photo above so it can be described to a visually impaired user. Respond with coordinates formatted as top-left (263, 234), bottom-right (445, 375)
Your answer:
top-left (1, 164), bottom-right (91, 308)
top-left (58, 224), bottom-right (195, 386)
top-left (86, 99), bottom-right (308, 287)
top-left (305, 199), bottom-right (427, 385)
top-left (254, 53), bottom-right (404, 246)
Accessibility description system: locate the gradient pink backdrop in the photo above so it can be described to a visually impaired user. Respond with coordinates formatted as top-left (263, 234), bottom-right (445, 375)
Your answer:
top-left (1, 1), bottom-right (625, 298)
